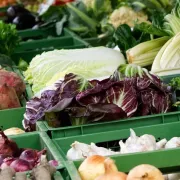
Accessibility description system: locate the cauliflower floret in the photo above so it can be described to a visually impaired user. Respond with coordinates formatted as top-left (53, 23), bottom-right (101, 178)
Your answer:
top-left (109, 6), bottom-right (149, 28)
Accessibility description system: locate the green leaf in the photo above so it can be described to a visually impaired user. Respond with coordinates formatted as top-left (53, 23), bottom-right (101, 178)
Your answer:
top-left (135, 22), bottom-right (169, 37)
top-left (114, 24), bottom-right (137, 55)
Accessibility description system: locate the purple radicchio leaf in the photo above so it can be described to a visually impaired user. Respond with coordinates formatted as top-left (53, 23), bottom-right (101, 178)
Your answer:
top-left (23, 90), bottom-right (57, 131)
top-left (23, 73), bottom-right (91, 130)
top-left (136, 76), bottom-right (173, 116)
top-left (106, 79), bottom-right (138, 117)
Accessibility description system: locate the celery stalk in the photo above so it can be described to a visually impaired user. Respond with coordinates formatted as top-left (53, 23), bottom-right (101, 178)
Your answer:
top-left (151, 32), bottom-right (180, 76)
top-left (126, 37), bottom-right (169, 67)
top-left (164, 14), bottom-right (180, 35)
top-left (151, 37), bottom-right (173, 73)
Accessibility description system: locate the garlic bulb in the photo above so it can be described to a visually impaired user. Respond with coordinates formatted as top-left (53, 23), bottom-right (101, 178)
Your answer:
top-left (95, 158), bottom-right (127, 180)
top-left (165, 137), bottom-right (180, 149)
top-left (90, 143), bottom-right (118, 156)
top-left (78, 155), bottom-right (118, 180)
top-left (67, 141), bottom-right (118, 160)
top-left (120, 129), bottom-right (156, 154)
top-left (127, 164), bottom-right (164, 180)
top-left (67, 141), bottom-right (96, 160)
top-left (156, 139), bottom-right (167, 150)
top-left (167, 173), bottom-right (180, 180)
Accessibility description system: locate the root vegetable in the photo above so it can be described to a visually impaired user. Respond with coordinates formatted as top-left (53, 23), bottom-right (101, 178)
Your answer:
top-left (0, 69), bottom-right (26, 98)
top-left (95, 158), bottom-right (127, 180)
top-left (127, 164), bottom-right (164, 180)
top-left (1, 157), bottom-right (16, 169)
top-left (0, 84), bottom-right (21, 110)
top-left (15, 172), bottom-right (27, 180)
top-left (0, 131), bottom-right (19, 157)
top-left (19, 149), bottom-right (38, 167)
top-left (10, 159), bottom-right (33, 172)
top-left (0, 167), bottom-right (15, 180)
top-left (78, 155), bottom-right (118, 180)
top-left (32, 155), bottom-right (56, 180)
top-left (0, 154), bottom-right (10, 166)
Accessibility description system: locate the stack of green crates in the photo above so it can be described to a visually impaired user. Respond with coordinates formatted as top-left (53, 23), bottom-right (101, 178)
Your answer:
top-left (51, 121), bottom-right (180, 179)
top-left (35, 74), bottom-right (180, 179)
top-left (35, 74), bottom-right (180, 139)
top-left (12, 26), bottom-right (90, 64)
top-left (0, 63), bottom-right (33, 131)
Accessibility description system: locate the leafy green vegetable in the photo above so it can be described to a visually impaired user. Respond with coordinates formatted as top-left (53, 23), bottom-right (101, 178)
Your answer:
top-left (169, 77), bottom-right (180, 90)
top-left (110, 24), bottom-right (152, 57)
top-left (0, 54), bottom-right (13, 67)
top-left (151, 32), bottom-right (180, 76)
top-left (113, 24), bottom-right (137, 56)
top-left (0, 21), bottom-right (20, 56)
top-left (135, 22), bottom-right (169, 37)
top-left (24, 47), bottom-right (125, 93)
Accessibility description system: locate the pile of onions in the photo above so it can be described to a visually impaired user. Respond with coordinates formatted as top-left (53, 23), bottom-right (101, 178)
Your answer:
top-left (78, 155), bottom-right (127, 180)
top-left (78, 155), bottom-right (164, 180)
top-left (0, 131), bottom-right (58, 172)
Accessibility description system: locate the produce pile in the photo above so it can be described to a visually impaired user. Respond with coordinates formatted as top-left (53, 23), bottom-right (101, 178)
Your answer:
top-left (1, 1), bottom-right (180, 180)
top-left (66, 128), bottom-right (180, 160)
top-left (23, 62), bottom-right (180, 131)
top-left (78, 155), bottom-right (165, 180)
top-left (0, 130), bottom-right (58, 179)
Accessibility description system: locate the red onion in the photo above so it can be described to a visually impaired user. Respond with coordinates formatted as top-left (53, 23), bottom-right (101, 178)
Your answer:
top-left (0, 131), bottom-right (19, 157)
top-left (19, 149), bottom-right (38, 166)
top-left (1, 157), bottom-right (16, 169)
top-left (49, 160), bottom-right (58, 167)
top-left (10, 159), bottom-right (33, 172)
top-left (0, 154), bottom-right (11, 166)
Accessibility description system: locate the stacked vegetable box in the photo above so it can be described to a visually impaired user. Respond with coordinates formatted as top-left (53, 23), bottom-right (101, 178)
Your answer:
top-left (1, 0), bottom-right (180, 180)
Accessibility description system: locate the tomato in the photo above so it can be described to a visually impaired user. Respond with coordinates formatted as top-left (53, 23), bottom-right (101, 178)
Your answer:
top-left (54, 0), bottom-right (75, 5)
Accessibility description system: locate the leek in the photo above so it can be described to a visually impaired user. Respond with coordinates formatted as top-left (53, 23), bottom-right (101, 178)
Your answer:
top-left (126, 36), bottom-right (170, 67)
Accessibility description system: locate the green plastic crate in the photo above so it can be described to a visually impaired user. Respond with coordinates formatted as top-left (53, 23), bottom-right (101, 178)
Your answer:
top-left (0, 63), bottom-right (33, 129)
top-left (12, 30), bottom-right (90, 64)
top-left (9, 131), bottom-right (71, 179)
top-left (52, 121), bottom-right (180, 178)
top-left (40, 74), bottom-right (180, 139)
top-left (18, 27), bottom-right (73, 41)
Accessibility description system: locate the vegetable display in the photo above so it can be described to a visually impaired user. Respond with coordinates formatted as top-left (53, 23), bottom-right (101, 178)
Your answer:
top-left (66, 128), bottom-right (180, 161)
top-left (0, 130), bottom-right (58, 177)
top-left (78, 155), bottom-right (164, 180)
top-left (22, 64), bottom-right (174, 131)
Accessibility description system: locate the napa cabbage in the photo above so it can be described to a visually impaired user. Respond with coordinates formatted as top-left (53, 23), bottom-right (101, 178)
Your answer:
top-left (24, 47), bottom-right (125, 94)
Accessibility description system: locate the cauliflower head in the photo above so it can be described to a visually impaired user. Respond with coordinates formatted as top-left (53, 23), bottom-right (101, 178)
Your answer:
top-left (109, 6), bottom-right (149, 28)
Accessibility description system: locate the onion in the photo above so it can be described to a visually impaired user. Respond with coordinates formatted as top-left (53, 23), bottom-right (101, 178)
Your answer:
top-left (78, 155), bottom-right (118, 180)
top-left (49, 160), bottom-right (58, 167)
top-left (95, 158), bottom-right (127, 180)
top-left (127, 164), bottom-right (164, 180)
top-left (10, 159), bottom-right (33, 172)
top-left (0, 131), bottom-right (19, 157)
top-left (19, 149), bottom-right (38, 166)
top-left (1, 157), bottom-right (15, 169)
top-left (0, 154), bottom-right (11, 166)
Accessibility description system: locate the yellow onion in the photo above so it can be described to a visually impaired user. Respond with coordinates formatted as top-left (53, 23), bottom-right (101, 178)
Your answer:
top-left (78, 155), bottom-right (118, 180)
top-left (127, 164), bottom-right (164, 180)
top-left (95, 158), bottom-right (127, 180)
